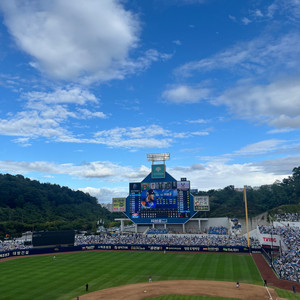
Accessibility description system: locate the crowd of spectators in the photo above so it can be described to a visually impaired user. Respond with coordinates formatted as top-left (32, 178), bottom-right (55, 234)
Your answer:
top-left (0, 239), bottom-right (32, 252)
top-left (258, 225), bottom-right (284, 235)
top-left (74, 233), bottom-right (260, 248)
top-left (208, 226), bottom-right (227, 235)
top-left (0, 231), bottom-right (262, 252)
top-left (147, 228), bottom-right (169, 234)
top-left (274, 226), bottom-right (300, 283)
top-left (274, 213), bottom-right (300, 222)
top-left (258, 224), bottom-right (300, 283)
top-left (167, 229), bottom-right (204, 234)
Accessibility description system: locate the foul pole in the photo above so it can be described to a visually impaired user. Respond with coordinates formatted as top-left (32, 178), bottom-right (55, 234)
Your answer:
top-left (243, 186), bottom-right (250, 248)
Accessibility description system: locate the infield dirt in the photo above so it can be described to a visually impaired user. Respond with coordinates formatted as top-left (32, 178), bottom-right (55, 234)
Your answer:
top-left (73, 280), bottom-right (286, 300)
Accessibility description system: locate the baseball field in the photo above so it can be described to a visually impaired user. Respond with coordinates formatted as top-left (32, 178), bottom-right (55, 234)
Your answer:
top-left (0, 251), bottom-right (299, 300)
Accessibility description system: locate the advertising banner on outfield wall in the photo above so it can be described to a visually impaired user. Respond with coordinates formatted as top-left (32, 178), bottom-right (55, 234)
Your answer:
top-left (0, 244), bottom-right (257, 260)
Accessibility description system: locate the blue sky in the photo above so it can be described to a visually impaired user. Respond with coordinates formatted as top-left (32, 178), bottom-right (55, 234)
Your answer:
top-left (0, 0), bottom-right (300, 203)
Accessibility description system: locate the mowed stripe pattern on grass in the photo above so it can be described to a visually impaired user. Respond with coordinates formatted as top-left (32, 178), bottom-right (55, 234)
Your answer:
top-left (0, 251), bottom-right (261, 300)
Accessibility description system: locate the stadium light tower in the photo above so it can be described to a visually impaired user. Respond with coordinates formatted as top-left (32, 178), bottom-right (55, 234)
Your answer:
top-left (147, 153), bottom-right (170, 165)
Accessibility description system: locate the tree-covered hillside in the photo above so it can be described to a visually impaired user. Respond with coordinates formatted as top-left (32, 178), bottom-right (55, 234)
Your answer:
top-left (194, 166), bottom-right (300, 218)
top-left (1, 166), bottom-right (300, 236)
top-left (0, 174), bottom-right (115, 237)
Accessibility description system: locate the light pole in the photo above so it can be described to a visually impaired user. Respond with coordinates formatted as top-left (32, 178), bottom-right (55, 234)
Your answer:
top-left (243, 186), bottom-right (250, 250)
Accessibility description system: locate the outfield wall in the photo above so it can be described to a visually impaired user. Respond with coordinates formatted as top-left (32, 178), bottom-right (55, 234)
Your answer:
top-left (0, 244), bottom-right (261, 260)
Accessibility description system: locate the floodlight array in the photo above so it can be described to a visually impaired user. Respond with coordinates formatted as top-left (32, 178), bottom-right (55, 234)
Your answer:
top-left (147, 153), bottom-right (170, 162)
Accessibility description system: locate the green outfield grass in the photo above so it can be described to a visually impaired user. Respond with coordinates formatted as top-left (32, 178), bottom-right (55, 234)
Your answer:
top-left (0, 251), bottom-right (262, 300)
top-left (275, 287), bottom-right (300, 300)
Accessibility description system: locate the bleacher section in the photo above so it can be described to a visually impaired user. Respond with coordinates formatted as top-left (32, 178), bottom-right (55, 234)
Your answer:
top-left (208, 226), bottom-right (227, 235)
top-left (147, 228), bottom-right (169, 234)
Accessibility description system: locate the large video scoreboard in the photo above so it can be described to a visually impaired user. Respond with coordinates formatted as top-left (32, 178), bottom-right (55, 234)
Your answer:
top-left (32, 230), bottom-right (75, 247)
top-left (124, 167), bottom-right (196, 224)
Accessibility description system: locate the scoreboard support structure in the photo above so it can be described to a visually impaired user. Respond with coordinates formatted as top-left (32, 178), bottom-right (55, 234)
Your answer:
top-left (113, 217), bottom-right (212, 234)
top-left (115, 218), bottom-right (129, 232)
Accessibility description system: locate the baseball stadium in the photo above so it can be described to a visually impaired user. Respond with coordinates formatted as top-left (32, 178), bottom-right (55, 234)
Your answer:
top-left (1, 154), bottom-right (300, 300)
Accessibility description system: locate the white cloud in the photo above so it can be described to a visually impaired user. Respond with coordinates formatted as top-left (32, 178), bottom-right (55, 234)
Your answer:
top-left (186, 119), bottom-right (208, 124)
top-left (241, 1), bottom-right (300, 24)
top-left (0, 0), bottom-right (167, 83)
top-left (0, 88), bottom-right (211, 149)
top-left (171, 26), bottom-right (300, 131)
top-left (0, 160), bottom-right (150, 181)
top-left (173, 40), bottom-right (182, 45)
top-left (241, 17), bottom-right (252, 25)
top-left (228, 15), bottom-right (237, 22)
top-left (78, 186), bottom-right (128, 204)
top-left (215, 78), bottom-right (300, 129)
top-left (0, 88), bottom-right (107, 142)
top-left (175, 33), bottom-right (300, 77)
top-left (95, 125), bottom-right (167, 138)
top-left (277, 0), bottom-right (300, 20)
top-left (0, 1), bottom-right (132, 80)
top-left (25, 88), bottom-right (98, 105)
top-left (254, 10), bottom-right (264, 17)
top-left (269, 115), bottom-right (300, 129)
top-left (94, 125), bottom-right (173, 149)
top-left (162, 85), bottom-right (211, 103)
top-left (190, 131), bottom-right (209, 136)
top-left (172, 163), bottom-right (205, 172)
top-left (169, 161), bottom-right (290, 190)
top-left (234, 139), bottom-right (286, 156)
top-left (267, 3), bottom-right (278, 18)
top-left (93, 125), bottom-right (210, 148)
top-left (0, 110), bottom-right (71, 139)
top-left (12, 137), bottom-right (32, 147)
top-left (76, 108), bottom-right (107, 119)
top-left (185, 139), bottom-right (300, 188)
top-left (201, 139), bottom-right (300, 165)
top-left (254, 155), bottom-right (300, 175)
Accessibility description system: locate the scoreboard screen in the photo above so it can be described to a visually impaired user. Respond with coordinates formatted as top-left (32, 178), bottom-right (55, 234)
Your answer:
top-left (32, 230), bottom-right (75, 247)
top-left (128, 180), bottom-right (191, 220)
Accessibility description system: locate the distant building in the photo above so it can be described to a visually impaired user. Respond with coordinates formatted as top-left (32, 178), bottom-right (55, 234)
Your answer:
top-left (235, 185), bottom-right (264, 192)
top-left (100, 203), bottom-right (113, 212)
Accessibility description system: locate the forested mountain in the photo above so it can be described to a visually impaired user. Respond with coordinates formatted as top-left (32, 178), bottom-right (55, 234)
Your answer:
top-left (0, 174), bottom-right (116, 237)
top-left (195, 166), bottom-right (300, 218)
